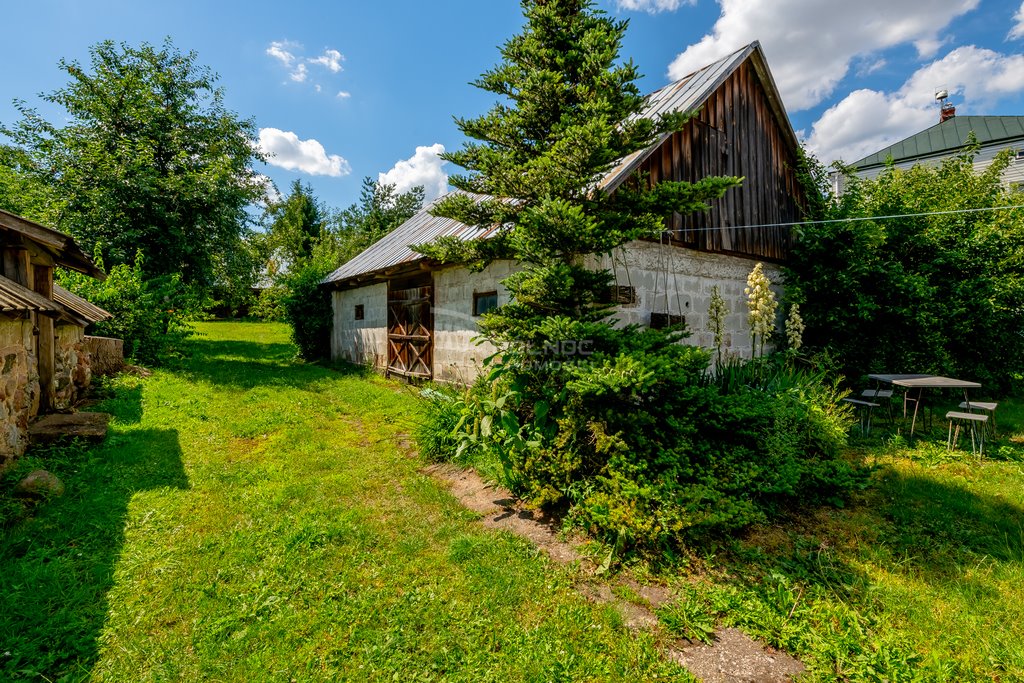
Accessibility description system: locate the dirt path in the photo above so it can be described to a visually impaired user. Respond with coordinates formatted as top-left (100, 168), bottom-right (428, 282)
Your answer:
top-left (423, 462), bottom-right (806, 683)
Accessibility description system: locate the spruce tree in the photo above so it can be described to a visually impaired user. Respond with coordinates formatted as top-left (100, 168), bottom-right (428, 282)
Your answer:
top-left (416, 0), bottom-right (740, 345)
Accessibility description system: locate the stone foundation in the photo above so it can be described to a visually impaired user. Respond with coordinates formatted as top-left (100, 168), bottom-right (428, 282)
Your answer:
top-left (0, 318), bottom-right (41, 466)
top-left (83, 336), bottom-right (124, 376)
top-left (54, 324), bottom-right (91, 411)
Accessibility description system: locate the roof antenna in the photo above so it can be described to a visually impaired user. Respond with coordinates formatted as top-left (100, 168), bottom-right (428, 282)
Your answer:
top-left (935, 87), bottom-right (955, 123)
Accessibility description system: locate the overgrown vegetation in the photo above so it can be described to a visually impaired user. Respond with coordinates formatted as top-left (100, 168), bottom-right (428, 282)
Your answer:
top-left (0, 322), bottom-right (691, 682)
top-left (788, 142), bottom-right (1024, 392)
top-left (415, 0), bottom-right (858, 551)
top-left (59, 250), bottom-right (202, 363)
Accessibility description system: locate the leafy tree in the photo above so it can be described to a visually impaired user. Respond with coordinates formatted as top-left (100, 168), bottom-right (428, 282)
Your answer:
top-left (0, 144), bottom-right (56, 222)
top-left (1, 38), bottom-right (264, 286)
top-left (787, 143), bottom-right (1024, 391)
top-left (262, 179), bottom-right (327, 269)
top-left (334, 178), bottom-right (425, 263)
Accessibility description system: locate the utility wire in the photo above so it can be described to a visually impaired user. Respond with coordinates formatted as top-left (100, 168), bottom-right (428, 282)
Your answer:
top-left (666, 203), bottom-right (1024, 235)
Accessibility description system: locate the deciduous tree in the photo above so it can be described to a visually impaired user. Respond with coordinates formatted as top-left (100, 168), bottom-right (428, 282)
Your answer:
top-left (2, 38), bottom-right (264, 286)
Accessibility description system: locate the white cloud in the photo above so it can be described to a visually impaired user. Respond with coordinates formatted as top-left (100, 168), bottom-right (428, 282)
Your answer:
top-left (289, 63), bottom-right (308, 83)
top-left (337, 91), bottom-right (352, 99)
top-left (805, 46), bottom-right (1024, 164)
top-left (266, 41), bottom-right (296, 67)
top-left (615, 0), bottom-right (693, 12)
top-left (378, 144), bottom-right (449, 201)
top-left (258, 128), bottom-right (351, 177)
top-left (309, 48), bottom-right (344, 73)
top-left (1011, 2), bottom-right (1024, 40)
top-left (667, 0), bottom-right (979, 111)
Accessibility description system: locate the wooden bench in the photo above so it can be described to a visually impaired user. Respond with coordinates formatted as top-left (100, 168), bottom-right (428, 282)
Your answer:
top-left (843, 398), bottom-right (880, 435)
top-left (946, 411), bottom-right (989, 456)
top-left (861, 389), bottom-right (894, 422)
top-left (959, 401), bottom-right (998, 436)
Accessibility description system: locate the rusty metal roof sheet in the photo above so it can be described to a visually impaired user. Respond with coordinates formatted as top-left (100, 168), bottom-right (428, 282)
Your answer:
top-left (325, 192), bottom-right (501, 284)
top-left (327, 41), bottom-right (791, 286)
top-left (0, 275), bottom-right (63, 316)
top-left (53, 285), bottom-right (112, 324)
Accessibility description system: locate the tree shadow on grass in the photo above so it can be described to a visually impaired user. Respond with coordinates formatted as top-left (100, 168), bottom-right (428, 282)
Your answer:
top-left (173, 337), bottom-right (372, 391)
top-left (730, 462), bottom-right (1024, 604)
top-left (0, 428), bottom-right (188, 681)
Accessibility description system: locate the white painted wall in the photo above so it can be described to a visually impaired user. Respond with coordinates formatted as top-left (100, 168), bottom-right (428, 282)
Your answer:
top-left (329, 244), bottom-right (784, 383)
top-left (432, 260), bottom-right (516, 384)
top-left (598, 241), bottom-right (783, 360)
top-left (331, 283), bottom-right (387, 369)
top-left (833, 141), bottom-right (1024, 194)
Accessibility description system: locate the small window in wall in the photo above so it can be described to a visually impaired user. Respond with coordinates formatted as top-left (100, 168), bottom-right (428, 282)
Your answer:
top-left (473, 291), bottom-right (499, 317)
top-left (354, 304), bottom-right (364, 320)
top-left (608, 285), bottom-right (637, 306)
top-left (650, 312), bottom-right (685, 330)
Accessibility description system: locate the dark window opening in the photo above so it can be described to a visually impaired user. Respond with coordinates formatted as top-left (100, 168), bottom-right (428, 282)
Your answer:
top-left (473, 291), bottom-right (498, 317)
top-left (354, 304), bottom-right (364, 320)
top-left (650, 312), bottom-right (685, 330)
top-left (604, 285), bottom-right (637, 306)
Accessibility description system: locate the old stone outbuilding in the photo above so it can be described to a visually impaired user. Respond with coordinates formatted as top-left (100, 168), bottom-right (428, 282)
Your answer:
top-left (0, 209), bottom-right (109, 465)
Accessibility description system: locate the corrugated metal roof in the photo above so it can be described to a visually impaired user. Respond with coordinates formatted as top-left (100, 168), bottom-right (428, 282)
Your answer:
top-left (0, 275), bottom-right (63, 316)
top-left (327, 41), bottom-right (782, 286)
top-left (53, 285), bottom-right (112, 324)
top-left (850, 116), bottom-right (1024, 169)
top-left (326, 192), bottom-right (501, 283)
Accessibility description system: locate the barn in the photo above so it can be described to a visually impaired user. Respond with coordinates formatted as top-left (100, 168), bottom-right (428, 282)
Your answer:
top-left (325, 41), bottom-right (805, 383)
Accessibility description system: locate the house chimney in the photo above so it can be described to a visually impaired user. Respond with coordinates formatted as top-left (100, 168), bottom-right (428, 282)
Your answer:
top-left (936, 88), bottom-right (955, 122)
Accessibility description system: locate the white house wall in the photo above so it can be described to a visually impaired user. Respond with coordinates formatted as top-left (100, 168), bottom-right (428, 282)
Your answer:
top-left (432, 260), bottom-right (516, 384)
top-left (331, 283), bottom-right (388, 369)
top-left (329, 245), bottom-right (782, 382)
top-left (600, 240), bottom-right (783, 360)
top-left (834, 142), bottom-right (1024, 194)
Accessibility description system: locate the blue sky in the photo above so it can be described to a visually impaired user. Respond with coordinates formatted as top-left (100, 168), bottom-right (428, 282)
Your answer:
top-left (2, 0), bottom-right (1023, 212)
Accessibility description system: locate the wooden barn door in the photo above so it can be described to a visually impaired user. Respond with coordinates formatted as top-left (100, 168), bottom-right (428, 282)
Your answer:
top-left (386, 279), bottom-right (433, 380)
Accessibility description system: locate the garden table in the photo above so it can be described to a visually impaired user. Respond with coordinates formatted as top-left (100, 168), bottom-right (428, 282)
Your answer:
top-left (869, 375), bottom-right (982, 437)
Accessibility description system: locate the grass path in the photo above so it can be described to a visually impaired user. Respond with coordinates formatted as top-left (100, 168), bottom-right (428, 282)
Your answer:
top-left (1, 322), bottom-right (691, 682)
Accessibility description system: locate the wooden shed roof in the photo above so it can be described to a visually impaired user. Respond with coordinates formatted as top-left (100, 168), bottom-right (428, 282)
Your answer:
top-left (53, 285), bottom-right (112, 325)
top-left (0, 274), bottom-right (63, 317)
top-left (325, 41), bottom-right (797, 287)
top-left (0, 209), bottom-right (105, 280)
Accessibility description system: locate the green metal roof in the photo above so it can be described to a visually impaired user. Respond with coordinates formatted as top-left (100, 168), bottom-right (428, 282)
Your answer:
top-left (850, 116), bottom-right (1024, 169)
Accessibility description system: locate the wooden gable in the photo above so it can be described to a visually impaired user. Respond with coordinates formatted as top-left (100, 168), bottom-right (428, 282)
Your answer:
top-left (635, 57), bottom-right (804, 262)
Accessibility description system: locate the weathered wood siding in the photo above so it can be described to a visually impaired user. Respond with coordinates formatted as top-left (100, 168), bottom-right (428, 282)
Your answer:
top-left (636, 60), bottom-right (803, 262)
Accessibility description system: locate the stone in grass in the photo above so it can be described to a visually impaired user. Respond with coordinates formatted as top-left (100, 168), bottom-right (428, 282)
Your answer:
top-left (15, 470), bottom-right (65, 499)
top-left (29, 412), bottom-right (110, 445)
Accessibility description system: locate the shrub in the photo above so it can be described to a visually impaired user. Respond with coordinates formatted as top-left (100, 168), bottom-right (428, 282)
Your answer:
top-left (59, 251), bottom-right (201, 364)
top-left (279, 248), bottom-right (335, 361)
top-left (419, 322), bottom-right (861, 551)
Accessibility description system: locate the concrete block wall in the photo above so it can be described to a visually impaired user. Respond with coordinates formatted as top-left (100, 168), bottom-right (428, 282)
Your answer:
top-left (331, 283), bottom-right (388, 369)
top-left (597, 241), bottom-right (784, 360)
top-left (432, 260), bottom-right (516, 384)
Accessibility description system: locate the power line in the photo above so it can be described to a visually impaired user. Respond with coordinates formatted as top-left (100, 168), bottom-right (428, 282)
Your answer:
top-left (666, 203), bottom-right (1024, 235)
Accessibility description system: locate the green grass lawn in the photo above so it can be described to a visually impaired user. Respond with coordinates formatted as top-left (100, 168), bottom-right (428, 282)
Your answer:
top-left (0, 322), bottom-right (691, 682)
top-left (670, 397), bottom-right (1024, 681)
top-left (3, 322), bottom-right (1023, 682)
